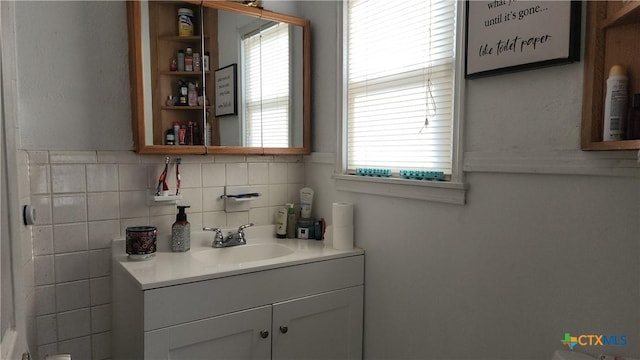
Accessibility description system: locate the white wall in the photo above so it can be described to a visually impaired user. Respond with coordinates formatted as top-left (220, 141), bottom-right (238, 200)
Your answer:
top-left (301, 1), bottom-right (640, 359)
top-left (15, 1), bottom-right (131, 151)
top-left (11, 1), bottom-right (640, 359)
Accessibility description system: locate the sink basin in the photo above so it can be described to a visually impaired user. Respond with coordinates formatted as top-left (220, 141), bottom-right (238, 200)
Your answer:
top-left (191, 243), bottom-right (294, 266)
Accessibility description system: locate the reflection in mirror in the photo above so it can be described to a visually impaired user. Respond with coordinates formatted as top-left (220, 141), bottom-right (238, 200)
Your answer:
top-left (130, 1), bottom-right (309, 153)
top-left (216, 13), bottom-right (304, 148)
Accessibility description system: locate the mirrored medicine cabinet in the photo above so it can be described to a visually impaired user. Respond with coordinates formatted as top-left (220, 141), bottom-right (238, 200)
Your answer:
top-left (127, 0), bottom-right (310, 155)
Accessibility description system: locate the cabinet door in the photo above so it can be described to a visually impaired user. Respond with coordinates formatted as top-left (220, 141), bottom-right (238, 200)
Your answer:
top-left (144, 305), bottom-right (272, 360)
top-left (272, 286), bottom-right (363, 360)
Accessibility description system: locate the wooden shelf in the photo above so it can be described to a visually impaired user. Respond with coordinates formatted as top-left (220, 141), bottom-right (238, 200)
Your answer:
top-left (158, 35), bottom-right (209, 42)
top-left (159, 70), bottom-right (209, 76)
top-left (161, 105), bottom-right (210, 110)
top-left (581, 1), bottom-right (640, 151)
top-left (601, 1), bottom-right (640, 29)
top-left (582, 139), bottom-right (640, 151)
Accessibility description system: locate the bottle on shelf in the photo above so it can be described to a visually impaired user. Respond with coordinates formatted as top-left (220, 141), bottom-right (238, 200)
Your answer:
top-left (193, 52), bottom-right (201, 71)
top-left (185, 47), bottom-right (193, 72)
top-left (178, 80), bottom-right (188, 106)
top-left (203, 52), bottom-right (210, 72)
top-left (188, 82), bottom-right (198, 106)
top-left (177, 50), bottom-right (185, 71)
top-left (173, 122), bottom-right (181, 146)
top-left (603, 65), bottom-right (628, 141)
top-left (205, 120), bottom-right (212, 146)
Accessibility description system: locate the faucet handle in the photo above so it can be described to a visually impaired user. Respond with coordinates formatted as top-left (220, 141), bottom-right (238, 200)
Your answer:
top-left (237, 223), bottom-right (254, 233)
top-left (236, 223), bottom-right (254, 243)
top-left (203, 227), bottom-right (224, 246)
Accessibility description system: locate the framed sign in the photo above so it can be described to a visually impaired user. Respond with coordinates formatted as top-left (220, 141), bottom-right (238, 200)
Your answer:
top-left (214, 64), bottom-right (238, 116)
top-left (465, 1), bottom-right (581, 78)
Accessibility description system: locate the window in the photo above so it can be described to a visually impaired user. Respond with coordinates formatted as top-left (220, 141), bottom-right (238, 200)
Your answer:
top-left (243, 22), bottom-right (290, 148)
top-left (345, 0), bottom-right (460, 177)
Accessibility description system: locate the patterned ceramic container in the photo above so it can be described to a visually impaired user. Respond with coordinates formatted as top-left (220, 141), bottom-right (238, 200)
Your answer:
top-left (126, 226), bottom-right (157, 260)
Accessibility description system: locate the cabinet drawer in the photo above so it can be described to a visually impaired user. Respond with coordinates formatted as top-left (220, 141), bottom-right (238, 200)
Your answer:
top-left (144, 255), bottom-right (364, 330)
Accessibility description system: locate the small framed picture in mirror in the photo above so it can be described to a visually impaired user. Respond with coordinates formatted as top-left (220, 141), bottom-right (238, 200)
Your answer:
top-left (214, 64), bottom-right (238, 116)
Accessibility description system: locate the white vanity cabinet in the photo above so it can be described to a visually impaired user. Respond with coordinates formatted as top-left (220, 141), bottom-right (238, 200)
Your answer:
top-left (113, 254), bottom-right (364, 360)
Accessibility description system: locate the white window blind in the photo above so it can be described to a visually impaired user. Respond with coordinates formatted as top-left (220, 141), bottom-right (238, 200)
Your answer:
top-left (347, 0), bottom-right (457, 175)
top-left (243, 22), bottom-right (290, 148)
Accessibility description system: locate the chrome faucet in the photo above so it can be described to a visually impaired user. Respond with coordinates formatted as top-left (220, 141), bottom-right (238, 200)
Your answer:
top-left (203, 223), bottom-right (254, 248)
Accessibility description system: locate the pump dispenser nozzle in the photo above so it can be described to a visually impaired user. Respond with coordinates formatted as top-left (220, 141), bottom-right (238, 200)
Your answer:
top-left (172, 205), bottom-right (191, 252)
top-left (176, 205), bottom-right (190, 221)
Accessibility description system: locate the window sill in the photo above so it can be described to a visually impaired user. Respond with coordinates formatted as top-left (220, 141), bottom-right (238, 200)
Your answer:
top-left (333, 174), bottom-right (466, 205)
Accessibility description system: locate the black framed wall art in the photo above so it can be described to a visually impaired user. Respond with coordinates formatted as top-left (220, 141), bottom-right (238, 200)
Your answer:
top-left (465, 0), bottom-right (581, 78)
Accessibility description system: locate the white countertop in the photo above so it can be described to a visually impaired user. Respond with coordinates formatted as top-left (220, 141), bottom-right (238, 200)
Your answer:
top-left (113, 225), bottom-right (364, 290)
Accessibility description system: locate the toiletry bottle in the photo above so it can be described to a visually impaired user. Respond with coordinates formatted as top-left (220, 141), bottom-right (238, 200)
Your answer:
top-left (275, 206), bottom-right (288, 238)
top-left (171, 205), bottom-right (191, 252)
top-left (603, 65), bottom-right (628, 141)
top-left (299, 187), bottom-right (314, 219)
top-left (177, 50), bottom-right (185, 71)
top-left (185, 47), bottom-right (194, 72)
top-left (286, 203), bottom-right (296, 238)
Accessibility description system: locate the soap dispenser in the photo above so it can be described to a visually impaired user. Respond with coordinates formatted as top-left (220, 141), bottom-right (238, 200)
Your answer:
top-left (171, 205), bottom-right (191, 252)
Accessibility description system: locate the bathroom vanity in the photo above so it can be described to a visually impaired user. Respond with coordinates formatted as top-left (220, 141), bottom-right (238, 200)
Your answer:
top-left (112, 227), bottom-right (364, 359)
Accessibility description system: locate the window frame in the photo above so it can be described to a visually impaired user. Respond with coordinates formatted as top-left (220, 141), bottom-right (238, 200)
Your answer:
top-left (336, 0), bottom-right (467, 205)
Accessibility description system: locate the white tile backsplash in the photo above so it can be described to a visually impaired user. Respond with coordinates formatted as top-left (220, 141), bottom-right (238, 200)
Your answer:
top-left (53, 223), bottom-right (88, 253)
top-left (269, 162), bottom-right (287, 184)
top-left (177, 187), bottom-right (202, 213)
top-left (55, 280), bottom-right (90, 312)
top-left (31, 195), bottom-right (53, 225)
top-left (249, 163), bottom-right (269, 184)
top-left (89, 276), bottom-right (111, 306)
top-left (50, 151), bottom-right (97, 164)
top-left (90, 305), bottom-right (111, 333)
top-left (32, 225), bottom-right (54, 256)
top-left (269, 184), bottom-right (288, 206)
top-left (86, 164), bottom-right (118, 192)
top-left (51, 164), bottom-right (86, 193)
top-left (27, 150), bottom-right (304, 358)
top-left (202, 211), bottom-right (227, 228)
top-left (87, 192), bottom-right (119, 221)
top-left (34, 255), bottom-right (55, 286)
top-left (202, 187), bottom-right (225, 212)
top-left (52, 194), bottom-right (87, 224)
top-left (30, 164), bottom-right (50, 194)
top-left (38, 343), bottom-right (58, 360)
top-left (91, 331), bottom-right (111, 360)
top-left (57, 308), bottom-right (91, 341)
top-left (58, 336), bottom-right (92, 360)
top-left (226, 163), bottom-right (248, 185)
top-left (35, 285), bottom-right (56, 316)
top-left (28, 150), bottom-right (49, 164)
top-left (249, 207), bottom-right (269, 225)
top-left (36, 314), bottom-right (58, 345)
top-left (88, 220), bottom-right (120, 250)
top-left (287, 162), bottom-right (305, 184)
top-left (118, 164), bottom-right (148, 191)
top-left (180, 163), bottom-right (203, 188)
top-left (227, 211), bottom-right (249, 228)
top-left (55, 252), bottom-right (89, 283)
top-left (202, 163), bottom-right (226, 187)
top-left (119, 190), bottom-right (149, 219)
top-left (88, 249), bottom-right (111, 278)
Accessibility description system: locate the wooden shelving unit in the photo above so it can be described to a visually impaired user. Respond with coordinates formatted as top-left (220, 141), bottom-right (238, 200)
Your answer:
top-left (582, 1), bottom-right (640, 150)
top-left (148, 1), bottom-right (220, 147)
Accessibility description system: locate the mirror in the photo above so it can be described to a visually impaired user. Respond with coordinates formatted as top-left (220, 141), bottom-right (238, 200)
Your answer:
top-left (127, 1), bottom-right (310, 154)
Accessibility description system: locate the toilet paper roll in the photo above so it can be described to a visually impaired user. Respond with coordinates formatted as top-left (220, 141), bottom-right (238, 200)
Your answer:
top-left (333, 225), bottom-right (354, 250)
top-left (332, 202), bottom-right (354, 227)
